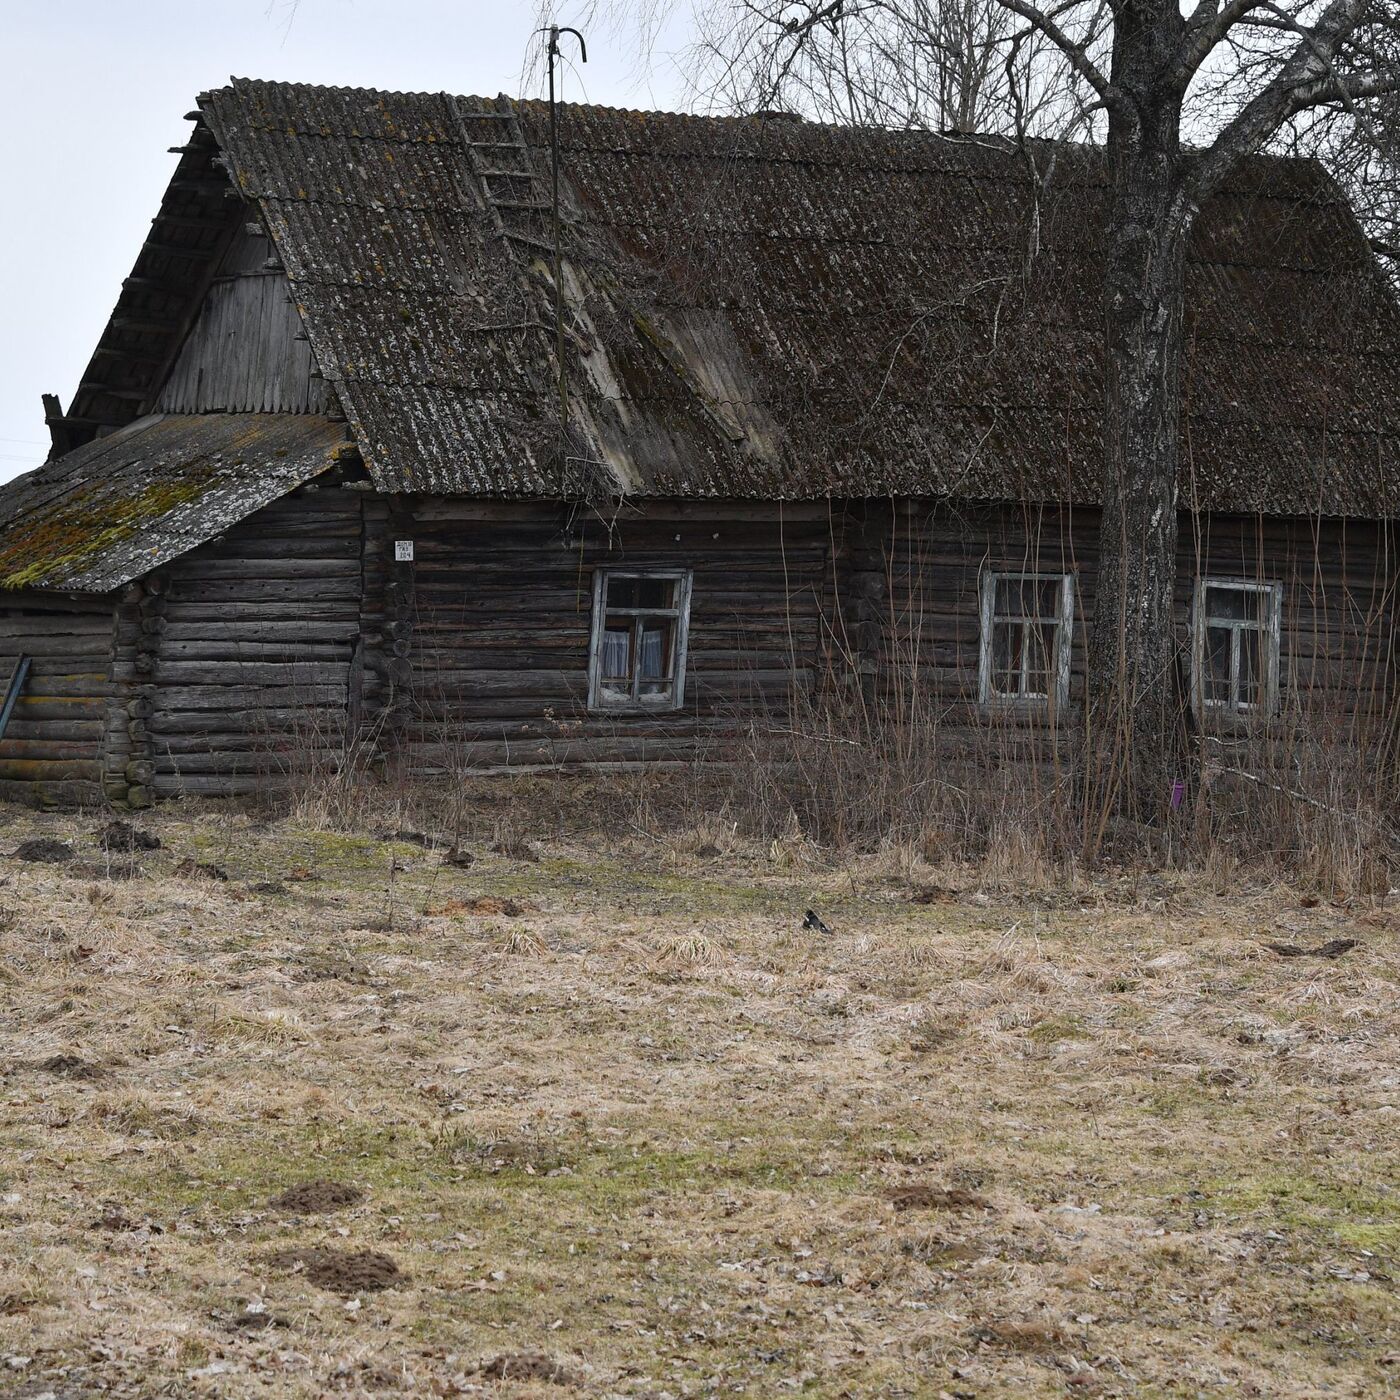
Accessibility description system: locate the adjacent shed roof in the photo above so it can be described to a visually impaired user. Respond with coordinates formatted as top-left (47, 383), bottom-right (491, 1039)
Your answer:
top-left (193, 78), bottom-right (1400, 515)
top-left (0, 413), bottom-right (350, 591)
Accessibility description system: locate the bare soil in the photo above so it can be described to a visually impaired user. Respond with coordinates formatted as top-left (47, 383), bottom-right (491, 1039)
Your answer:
top-left (269, 1180), bottom-right (366, 1214)
top-left (263, 1246), bottom-right (405, 1295)
top-left (0, 784), bottom-right (1397, 1397)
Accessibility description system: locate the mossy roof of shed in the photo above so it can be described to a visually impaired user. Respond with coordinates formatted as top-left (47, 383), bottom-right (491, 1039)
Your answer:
top-left (0, 413), bottom-right (349, 592)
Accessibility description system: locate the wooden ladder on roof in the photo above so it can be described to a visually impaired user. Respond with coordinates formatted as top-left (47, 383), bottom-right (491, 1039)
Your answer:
top-left (447, 95), bottom-right (568, 259)
top-left (0, 654), bottom-right (30, 744)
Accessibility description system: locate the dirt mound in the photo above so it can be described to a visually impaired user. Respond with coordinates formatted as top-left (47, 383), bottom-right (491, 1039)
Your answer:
top-left (175, 857), bottom-right (228, 881)
top-left (270, 1180), bottom-right (365, 1213)
top-left (889, 1185), bottom-right (991, 1212)
top-left (264, 1247), bottom-right (403, 1294)
top-left (12, 838), bottom-right (74, 863)
top-left (476, 1352), bottom-right (579, 1386)
top-left (37, 1053), bottom-right (102, 1080)
top-left (97, 820), bottom-right (161, 853)
top-left (294, 953), bottom-right (372, 985)
top-left (427, 895), bottom-right (530, 917)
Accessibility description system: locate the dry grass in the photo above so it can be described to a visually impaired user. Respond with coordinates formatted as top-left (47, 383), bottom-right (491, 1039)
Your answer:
top-left (0, 781), bottom-right (1398, 1397)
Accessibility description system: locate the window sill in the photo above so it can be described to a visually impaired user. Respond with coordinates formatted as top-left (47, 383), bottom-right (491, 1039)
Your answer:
top-left (587, 700), bottom-right (684, 716)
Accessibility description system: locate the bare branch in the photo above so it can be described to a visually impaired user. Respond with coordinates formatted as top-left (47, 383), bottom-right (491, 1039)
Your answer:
top-left (1174, 0), bottom-right (1273, 89)
top-left (990, 0), bottom-right (1120, 110)
top-left (1187, 0), bottom-right (1400, 202)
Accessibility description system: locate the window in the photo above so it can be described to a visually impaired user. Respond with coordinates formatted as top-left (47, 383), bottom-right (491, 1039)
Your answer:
top-left (1192, 578), bottom-right (1282, 715)
top-left (588, 570), bottom-right (692, 711)
top-left (978, 572), bottom-right (1074, 711)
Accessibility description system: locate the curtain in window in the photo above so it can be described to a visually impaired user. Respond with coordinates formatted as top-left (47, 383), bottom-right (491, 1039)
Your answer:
top-left (600, 627), bottom-right (630, 680)
top-left (638, 624), bottom-right (667, 681)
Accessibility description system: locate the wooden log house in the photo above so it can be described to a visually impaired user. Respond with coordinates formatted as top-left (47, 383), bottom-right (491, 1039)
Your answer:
top-left (0, 79), bottom-right (1396, 806)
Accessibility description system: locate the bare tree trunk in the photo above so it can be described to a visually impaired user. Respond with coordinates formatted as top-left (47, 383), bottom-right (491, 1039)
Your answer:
top-left (1085, 0), bottom-right (1190, 836)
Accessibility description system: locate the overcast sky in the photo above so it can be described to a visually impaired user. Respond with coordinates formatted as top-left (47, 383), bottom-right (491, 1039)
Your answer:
top-left (0, 0), bottom-right (687, 483)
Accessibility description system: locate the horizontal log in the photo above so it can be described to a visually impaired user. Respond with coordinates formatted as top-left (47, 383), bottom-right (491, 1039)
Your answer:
top-left (402, 498), bottom-right (838, 525)
top-left (151, 773), bottom-right (268, 796)
top-left (1, 717), bottom-right (106, 741)
top-left (0, 758), bottom-right (105, 782)
top-left (164, 580), bottom-right (361, 604)
top-left (154, 749), bottom-right (347, 775)
top-left (0, 593), bottom-right (114, 615)
top-left (147, 704), bottom-right (346, 733)
top-left (402, 734), bottom-right (729, 769)
top-left (148, 683), bottom-right (347, 711)
top-left (0, 777), bottom-right (106, 807)
top-left (12, 697), bottom-right (106, 721)
top-left (0, 618), bottom-right (113, 640)
top-left (153, 660), bottom-right (350, 685)
top-left (154, 640), bottom-right (355, 663)
top-left (151, 729), bottom-right (350, 756)
top-left (161, 602), bottom-right (361, 624)
top-left (9, 676), bottom-right (112, 699)
top-left (0, 738), bottom-right (102, 761)
top-left (168, 559), bottom-right (363, 582)
top-left (156, 620), bottom-right (362, 643)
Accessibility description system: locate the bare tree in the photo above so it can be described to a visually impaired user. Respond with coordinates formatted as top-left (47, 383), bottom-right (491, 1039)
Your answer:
top-left (982, 0), bottom-right (1400, 828)
top-left (684, 0), bottom-right (1098, 135)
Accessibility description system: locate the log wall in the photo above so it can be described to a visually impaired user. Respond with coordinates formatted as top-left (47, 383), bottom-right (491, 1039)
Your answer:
top-left (0, 490), bottom-right (1392, 805)
top-left (395, 498), bottom-right (837, 770)
top-left (0, 591), bottom-right (117, 806)
top-left (141, 487), bottom-right (365, 796)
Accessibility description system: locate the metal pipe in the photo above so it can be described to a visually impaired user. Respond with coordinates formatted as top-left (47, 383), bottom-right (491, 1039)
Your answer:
top-left (541, 25), bottom-right (587, 451)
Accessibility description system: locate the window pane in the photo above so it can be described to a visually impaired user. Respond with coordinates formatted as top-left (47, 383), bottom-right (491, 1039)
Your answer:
top-left (994, 576), bottom-right (1061, 621)
top-left (1023, 621), bottom-right (1051, 697)
top-left (636, 578), bottom-right (673, 609)
top-left (1238, 627), bottom-right (1263, 708)
top-left (1203, 625), bottom-right (1231, 703)
top-left (600, 625), bottom-right (631, 681)
top-left (606, 575), bottom-right (673, 610)
top-left (606, 577), bottom-right (638, 609)
top-left (994, 577), bottom-right (1022, 617)
top-left (638, 621), bottom-right (671, 680)
top-left (991, 622), bottom-right (1022, 694)
top-left (1206, 585), bottom-right (1265, 625)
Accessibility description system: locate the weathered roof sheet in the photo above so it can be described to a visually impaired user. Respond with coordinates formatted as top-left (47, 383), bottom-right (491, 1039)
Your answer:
top-left (195, 79), bottom-right (1400, 516)
top-left (0, 413), bottom-right (350, 592)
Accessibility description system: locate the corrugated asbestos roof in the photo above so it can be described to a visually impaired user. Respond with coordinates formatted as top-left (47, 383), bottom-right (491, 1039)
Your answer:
top-left (194, 78), bottom-right (1400, 515)
top-left (0, 414), bottom-right (350, 592)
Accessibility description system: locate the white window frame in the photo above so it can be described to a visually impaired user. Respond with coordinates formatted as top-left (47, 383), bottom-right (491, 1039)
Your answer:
top-left (978, 571), bottom-right (1075, 712)
top-left (1191, 577), bottom-right (1283, 716)
top-left (587, 569), bottom-right (693, 713)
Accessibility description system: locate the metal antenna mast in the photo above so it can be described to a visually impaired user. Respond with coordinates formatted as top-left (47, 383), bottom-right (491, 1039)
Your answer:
top-left (539, 24), bottom-right (587, 439)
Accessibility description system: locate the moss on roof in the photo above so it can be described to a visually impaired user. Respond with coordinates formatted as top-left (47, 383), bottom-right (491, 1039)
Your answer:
top-left (0, 414), bottom-right (349, 593)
